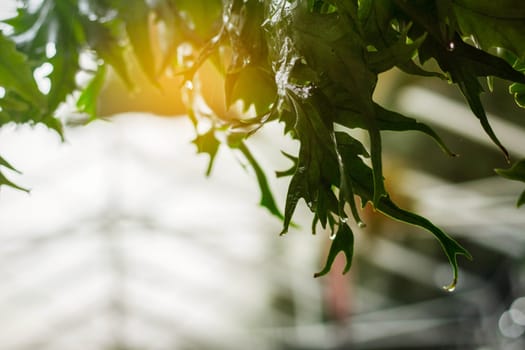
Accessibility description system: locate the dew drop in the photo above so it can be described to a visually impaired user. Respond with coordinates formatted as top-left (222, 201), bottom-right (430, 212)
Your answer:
top-left (447, 41), bottom-right (455, 51)
top-left (444, 285), bottom-right (456, 292)
top-left (340, 216), bottom-right (348, 223)
top-left (329, 231), bottom-right (337, 240)
top-left (357, 221), bottom-right (366, 228)
top-left (443, 280), bottom-right (456, 292)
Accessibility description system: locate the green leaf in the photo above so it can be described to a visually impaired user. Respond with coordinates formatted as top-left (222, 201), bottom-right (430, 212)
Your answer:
top-left (377, 196), bottom-right (472, 291)
top-left (509, 81), bottom-right (525, 107)
top-left (236, 141), bottom-right (284, 220)
top-left (419, 36), bottom-right (525, 160)
top-left (42, 114), bottom-right (64, 139)
top-left (396, 1), bottom-right (525, 158)
top-left (224, 0), bottom-right (268, 70)
top-left (113, 0), bottom-right (158, 84)
top-left (397, 59), bottom-right (446, 79)
top-left (77, 64), bottom-right (107, 121)
top-left (508, 56), bottom-right (525, 108)
top-left (496, 159), bottom-right (525, 207)
top-left (0, 171), bottom-right (29, 193)
top-left (192, 128), bottom-right (220, 176)
top-left (496, 159), bottom-right (525, 182)
top-left (275, 151), bottom-right (298, 178)
top-left (518, 191), bottom-right (525, 207)
top-left (0, 32), bottom-right (45, 108)
top-left (84, 19), bottom-right (133, 89)
top-left (168, 0), bottom-right (222, 41)
top-left (452, 0), bottom-right (525, 59)
top-left (7, 0), bottom-right (86, 112)
top-left (374, 105), bottom-right (456, 156)
top-left (0, 155), bottom-right (21, 174)
top-left (279, 89), bottom-right (339, 234)
top-left (337, 131), bottom-right (471, 290)
top-left (314, 223), bottom-right (354, 277)
top-left (286, 1), bottom-right (387, 206)
top-left (334, 103), bottom-right (456, 157)
top-left (366, 32), bottom-right (427, 74)
top-left (225, 66), bottom-right (276, 116)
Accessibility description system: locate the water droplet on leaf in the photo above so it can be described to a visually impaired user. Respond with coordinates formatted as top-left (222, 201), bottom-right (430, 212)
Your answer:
top-left (443, 281), bottom-right (456, 292)
top-left (447, 42), bottom-right (455, 51)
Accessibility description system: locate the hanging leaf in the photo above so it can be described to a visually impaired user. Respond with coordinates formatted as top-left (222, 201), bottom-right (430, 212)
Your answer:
top-left (336, 131), bottom-right (472, 290)
top-left (192, 128), bottom-right (220, 176)
top-left (314, 223), bottom-right (355, 277)
top-left (3, 0), bottom-right (525, 284)
top-left (496, 160), bottom-right (525, 207)
top-left (235, 140), bottom-right (284, 220)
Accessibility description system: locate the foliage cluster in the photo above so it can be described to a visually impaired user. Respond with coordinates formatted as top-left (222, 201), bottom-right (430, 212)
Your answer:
top-left (2, 0), bottom-right (525, 289)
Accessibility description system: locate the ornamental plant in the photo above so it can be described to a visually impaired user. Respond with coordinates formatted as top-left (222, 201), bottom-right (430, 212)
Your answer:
top-left (1, 0), bottom-right (525, 290)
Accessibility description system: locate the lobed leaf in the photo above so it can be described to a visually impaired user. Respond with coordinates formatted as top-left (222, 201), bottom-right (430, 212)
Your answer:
top-left (314, 223), bottom-right (355, 277)
top-left (337, 130), bottom-right (472, 289)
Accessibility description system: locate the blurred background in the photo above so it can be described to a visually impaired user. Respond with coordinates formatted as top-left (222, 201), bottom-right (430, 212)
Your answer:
top-left (2, 1), bottom-right (525, 350)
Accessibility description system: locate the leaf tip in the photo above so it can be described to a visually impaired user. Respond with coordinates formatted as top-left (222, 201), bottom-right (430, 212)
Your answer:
top-left (442, 280), bottom-right (457, 292)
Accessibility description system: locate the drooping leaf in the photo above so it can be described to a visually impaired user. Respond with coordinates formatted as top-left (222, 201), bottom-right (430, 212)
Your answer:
top-left (192, 128), bottom-right (220, 176)
top-left (279, 89), bottom-right (341, 234)
top-left (0, 171), bottom-right (29, 193)
top-left (496, 159), bottom-right (525, 207)
top-left (4, 0), bottom-right (517, 284)
top-left (236, 140), bottom-right (284, 220)
top-left (337, 130), bottom-right (472, 290)
top-left (314, 223), bottom-right (354, 277)
top-left (419, 35), bottom-right (525, 160)
top-left (377, 196), bottom-right (472, 291)
top-left (287, 1), bottom-right (387, 205)
top-left (334, 103), bottom-right (456, 157)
